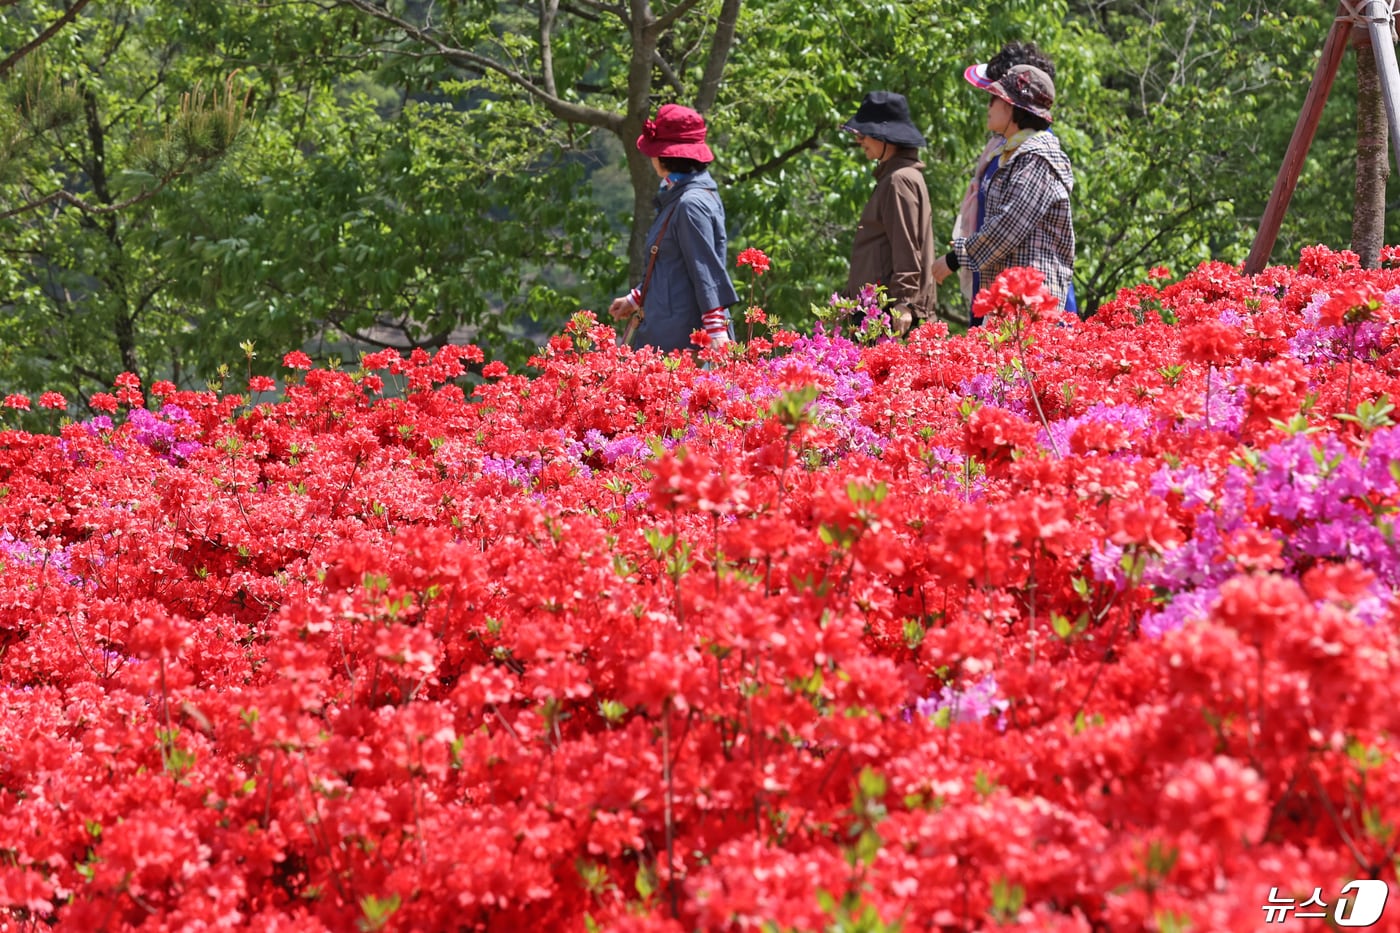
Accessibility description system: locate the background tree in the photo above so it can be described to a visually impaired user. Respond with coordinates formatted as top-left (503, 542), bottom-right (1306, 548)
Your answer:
top-left (0, 2), bottom-right (245, 400)
top-left (324, 0), bottom-right (742, 280)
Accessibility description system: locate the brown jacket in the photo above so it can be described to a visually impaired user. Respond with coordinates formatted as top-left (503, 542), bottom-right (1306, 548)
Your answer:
top-left (846, 150), bottom-right (937, 323)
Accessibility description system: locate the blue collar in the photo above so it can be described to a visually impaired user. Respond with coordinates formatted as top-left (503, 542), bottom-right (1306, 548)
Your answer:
top-left (660, 171), bottom-right (700, 190)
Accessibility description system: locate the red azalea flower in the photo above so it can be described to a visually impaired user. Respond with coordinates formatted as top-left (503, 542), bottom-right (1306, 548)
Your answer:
top-left (2, 251), bottom-right (1400, 931)
top-left (282, 350), bottom-right (314, 370)
top-left (1302, 561), bottom-right (1376, 606)
top-left (1223, 527), bottom-right (1285, 572)
top-left (1213, 573), bottom-right (1310, 645)
top-left (974, 266), bottom-right (1058, 323)
top-left (1180, 320), bottom-right (1244, 366)
top-left (89, 392), bottom-right (119, 412)
top-left (1317, 284), bottom-right (1385, 327)
top-left (1298, 243), bottom-right (1359, 277)
top-left (482, 361), bottom-right (509, 378)
top-left (736, 247), bottom-right (771, 275)
top-left (38, 391), bottom-right (66, 410)
top-left (361, 349), bottom-right (402, 371)
top-left (963, 405), bottom-right (1037, 465)
top-left (3, 393), bottom-right (30, 410)
top-left (248, 376), bottom-right (277, 393)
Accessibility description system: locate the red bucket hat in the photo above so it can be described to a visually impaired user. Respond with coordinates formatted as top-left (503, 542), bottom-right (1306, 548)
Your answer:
top-left (636, 104), bottom-right (714, 162)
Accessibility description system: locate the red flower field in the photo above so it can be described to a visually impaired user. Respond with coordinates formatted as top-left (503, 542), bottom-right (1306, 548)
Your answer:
top-left (1, 246), bottom-right (1398, 931)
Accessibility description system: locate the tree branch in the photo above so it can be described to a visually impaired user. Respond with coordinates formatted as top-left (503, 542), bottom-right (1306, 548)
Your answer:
top-left (652, 48), bottom-right (684, 97)
top-left (329, 0), bottom-right (622, 131)
top-left (131, 277), bottom-right (173, 325)
top-left (649, 0), bottom-right (705, 37)
top-left (695, 0), bottom-right (741, 114)
top-left (1086, 197), bottom-right (1223, 306)
top-left (729, 131), bottom-right (825, 184)
top-left (0, 0), bottom-right (96, 78)
top-left (539, 0), bottom-right (561, 98)
top-left (626, 0), bottom-right (655, 116)
top-left (0, 168), bottom-right (190, 222)
top-left (561, 0), bottom-right (620, 22)
top-left (329, 315), bottom-right (455, 353)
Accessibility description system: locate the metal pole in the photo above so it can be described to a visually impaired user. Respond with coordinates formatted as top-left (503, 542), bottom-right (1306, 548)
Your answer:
top-left (1244, 6), bottom-right (1352, 275)
top-left (1365, 1), bottom-right (1400, 170)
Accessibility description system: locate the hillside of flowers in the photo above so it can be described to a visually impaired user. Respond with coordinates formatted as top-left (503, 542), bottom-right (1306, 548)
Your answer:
top-left (1, 245), bottom-right (1399, 931)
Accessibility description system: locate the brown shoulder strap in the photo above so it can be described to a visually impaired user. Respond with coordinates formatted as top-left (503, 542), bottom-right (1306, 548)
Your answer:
top-left (638, 207), bottom-right (676, 307)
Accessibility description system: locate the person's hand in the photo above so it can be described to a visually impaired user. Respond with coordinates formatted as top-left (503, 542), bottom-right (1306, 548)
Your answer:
top-left (931, 255), bottom-right (953, 285)
top-left (608, 294), bottom-right (639, 321)
top-left (891, 305), bottom-right (914, 337)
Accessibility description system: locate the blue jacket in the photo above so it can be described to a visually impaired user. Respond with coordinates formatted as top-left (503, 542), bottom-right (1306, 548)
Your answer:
top-left (630, 172), bottom-right (739, 352)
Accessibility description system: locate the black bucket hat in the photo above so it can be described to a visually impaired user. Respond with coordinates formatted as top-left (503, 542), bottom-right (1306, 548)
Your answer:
top-left (841, 91), bottom-right (926, 148)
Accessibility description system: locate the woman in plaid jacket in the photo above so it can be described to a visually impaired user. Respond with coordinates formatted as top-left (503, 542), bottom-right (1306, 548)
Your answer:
top-left (933, 65), bottom-right (1075, 317)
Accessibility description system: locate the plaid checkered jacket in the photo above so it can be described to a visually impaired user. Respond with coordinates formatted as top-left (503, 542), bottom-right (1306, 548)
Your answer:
top-left (951, 132), bottom-right (1075, 308)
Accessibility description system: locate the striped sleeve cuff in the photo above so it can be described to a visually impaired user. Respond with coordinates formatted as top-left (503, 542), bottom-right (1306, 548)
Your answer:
top-left (701, 308), bottom-right (730, 344)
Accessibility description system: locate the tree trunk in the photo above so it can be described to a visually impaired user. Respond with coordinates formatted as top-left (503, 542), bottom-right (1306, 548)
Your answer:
top-left (1353, 29), bottom-right (1389, 269)
top-left (83, 87), bottom-right (141, 377)
top-left (624, 119), bottom-right (658, 285)
top-left (623, 0), bottom-right (667, 285)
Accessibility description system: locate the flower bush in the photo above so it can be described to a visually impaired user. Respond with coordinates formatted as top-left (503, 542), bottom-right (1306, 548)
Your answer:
top-left (0, 247), bottom-right (1398, 931)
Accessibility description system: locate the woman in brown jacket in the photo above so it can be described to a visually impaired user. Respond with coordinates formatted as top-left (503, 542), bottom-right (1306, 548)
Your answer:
top-left (842, 91), bottom-right (937, 335)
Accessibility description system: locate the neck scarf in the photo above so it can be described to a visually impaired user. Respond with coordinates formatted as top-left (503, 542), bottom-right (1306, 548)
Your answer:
top-left (998, 129), bottom-right (1044, 164)
top-left (660, 170), bottom-right (700, 191)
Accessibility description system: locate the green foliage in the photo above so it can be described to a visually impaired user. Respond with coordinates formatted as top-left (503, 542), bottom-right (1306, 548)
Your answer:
top-left (0, 0), bottom-right (1385, 394)
top-left (989, 876), bottom-right (1027, 924)
top-left (0, 2), bottom-right (251, 399)
top-left (1334, 394), bottom-right (1396, 431)
top-left (356, 892), bottom-right (401, 932)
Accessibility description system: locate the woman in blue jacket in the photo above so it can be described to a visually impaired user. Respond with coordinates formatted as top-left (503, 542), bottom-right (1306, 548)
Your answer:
top-left (608, 104), bottom-right (738, 352)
